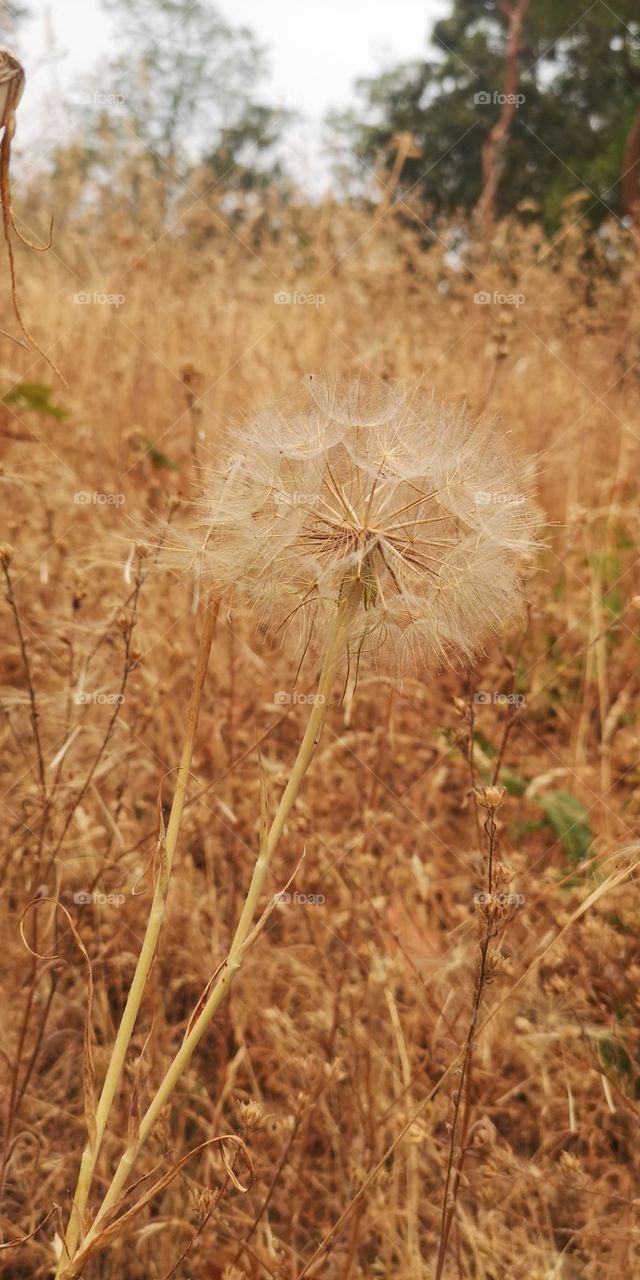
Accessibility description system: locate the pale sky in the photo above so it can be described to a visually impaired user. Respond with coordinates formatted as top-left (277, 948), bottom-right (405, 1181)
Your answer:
top-left (14, 0), bottom-right (448, 187)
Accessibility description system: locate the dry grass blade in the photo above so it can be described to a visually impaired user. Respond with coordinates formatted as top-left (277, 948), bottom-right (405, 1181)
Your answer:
top-left (19, 899), bottom-right (96, 1152)
top-left (1, 146), bottom-right (639, 1280)
top-left (58, 1135), bottom-right (253, 1278)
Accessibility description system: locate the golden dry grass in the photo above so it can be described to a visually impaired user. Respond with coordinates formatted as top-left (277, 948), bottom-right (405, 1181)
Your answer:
top-left (1, 168), bottom-right (640, 1279)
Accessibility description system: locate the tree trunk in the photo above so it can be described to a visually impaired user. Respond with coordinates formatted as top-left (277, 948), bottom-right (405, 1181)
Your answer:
top-left (622, 106), bottom-right (640, 223)
top-left (474, 0), bottom-right (530, 231)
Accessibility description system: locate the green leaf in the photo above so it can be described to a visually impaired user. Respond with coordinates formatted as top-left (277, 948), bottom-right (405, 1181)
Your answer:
top-left (500, 768), bottom-right (528, 797)
top-left (598, 1038), bottom-right (632, 1079)
top-left (510, 818), bottom-right (546, 839)
top-left (538, 789), bottom-right (594, 864)
top-left (140, 437), bottom-right (179, 471)
top-left (602, 588), bottom-right (624, 619)
top-left (614, 530), bottom-right (633, 551)
top-left (3, 382), bottom-right (68, 420)
top-left (472, 728), bottom-right (497, 758)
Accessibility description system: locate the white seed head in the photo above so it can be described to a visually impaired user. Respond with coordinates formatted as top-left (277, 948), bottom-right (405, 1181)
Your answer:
top-left (176, 375), bottom-right (540, 675)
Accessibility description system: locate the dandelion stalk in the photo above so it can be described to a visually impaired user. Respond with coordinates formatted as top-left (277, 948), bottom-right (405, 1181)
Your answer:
top-left (60, 374), bottom-right (538, 1275)
top-left (58, 594), bottom-right (220, 1273)
top-left (68, 584), bottom-right (355, 1265)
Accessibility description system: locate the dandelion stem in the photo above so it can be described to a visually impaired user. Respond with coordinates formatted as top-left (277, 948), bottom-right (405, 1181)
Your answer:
top-left (58, 594), bottom-right (220, 1273)
top-left (76, 589), bottom-right (354, 1262)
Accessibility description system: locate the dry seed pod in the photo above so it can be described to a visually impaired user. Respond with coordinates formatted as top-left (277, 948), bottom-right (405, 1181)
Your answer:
top-left (474, 784), bottom-right (506, 810)
top-left (237, 1099), bottom-right (264, 1130)
top-left (485, 948), bottom-right (513, 978)
top-left (493, 860), bottom-right (515, 888)
top-left (0, 47), bottom-right (24, 136)
top-left (0, 48), bottom-right (66, 382)
top-left (559, 1150), bottom-right (583, 1178)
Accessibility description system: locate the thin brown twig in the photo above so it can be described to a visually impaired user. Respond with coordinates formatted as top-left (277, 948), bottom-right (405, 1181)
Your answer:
top-left (2, 556), bottom-right (48, 798)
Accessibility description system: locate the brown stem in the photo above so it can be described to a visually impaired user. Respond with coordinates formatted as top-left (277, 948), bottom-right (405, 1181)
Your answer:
top-left (2, 559), bottom-right (47, 798)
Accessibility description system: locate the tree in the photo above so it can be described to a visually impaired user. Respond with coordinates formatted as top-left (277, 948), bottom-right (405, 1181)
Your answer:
top-left (102, 0), bottom-right (262, 161)
top-left (200, 101), bottom-right (290, 196)
top-left (330, 0), bottom-right (640, 230)
top-left (0, 4), bottom-right (29, 41)
top-left (52, 0), bottom-right (289, 223)
top-left (93, 0), bottom-right (288, 193)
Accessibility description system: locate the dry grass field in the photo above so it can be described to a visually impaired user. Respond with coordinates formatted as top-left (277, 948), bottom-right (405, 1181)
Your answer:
top-left (1, 162), bottom-right (640, 1279)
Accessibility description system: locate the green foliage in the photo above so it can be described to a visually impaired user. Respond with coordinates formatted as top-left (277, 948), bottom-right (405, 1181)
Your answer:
top-left (602, 588), bottom-right (624, 619)
top-left (2, 383), bottom-right (68, 421)
top-left (500, 768), bottom-right (528, 797)
top-left (538, 789), bottom-right (594, 864)
top-left (598, 1036), bottom-right (640, 1104)
top-left (201, 101), bottom-right (291, 195)
top-left (472, 728), bottom-right (497, 757)
top-left (140, 438), bottom-right (179, 472)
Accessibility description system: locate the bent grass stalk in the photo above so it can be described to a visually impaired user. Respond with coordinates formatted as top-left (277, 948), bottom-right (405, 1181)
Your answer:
top-left (58, 594), bottom-right (220, 1273)
top-left (67, 588), bottom-right (355, 1269)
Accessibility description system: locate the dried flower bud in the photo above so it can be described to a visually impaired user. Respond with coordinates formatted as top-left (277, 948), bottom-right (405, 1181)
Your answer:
top-left (474, 785), bottom-right (506, 811)
top-left (0, 542), bottom-right (14, 567)
top-left (189, 1183), bottom-right (215, 1224)
top-left (559, 1150), bottom-right (582, 1178)
top-left (115, 609), bottom-right (136, 635)
top-left (493, 861), bottom-right (514, 889)
top-left (475, 893), bottom-right (503, 924)
top-left (237, 1099), bottom-right (264, 1130)
top-left (485, 948), bottom-right (513, 978)
top-left (0, 48), bottom-right (24, 137)
top-left (470, 1115), bottom-right (497, 1146)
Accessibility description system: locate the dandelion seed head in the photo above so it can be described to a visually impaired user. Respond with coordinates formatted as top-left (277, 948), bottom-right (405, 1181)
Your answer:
top-left (180, 375), bottom-right (540, 674)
